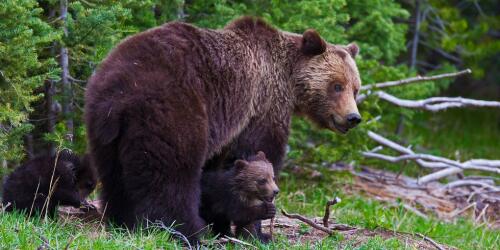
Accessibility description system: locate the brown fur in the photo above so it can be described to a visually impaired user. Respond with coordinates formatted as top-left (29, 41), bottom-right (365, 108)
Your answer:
top-left (200, 152), bottom-right (278, 242)
top-left (84, 16), bottom-right (361, 240)
top-left (2, 150), bottom-right (97, 217)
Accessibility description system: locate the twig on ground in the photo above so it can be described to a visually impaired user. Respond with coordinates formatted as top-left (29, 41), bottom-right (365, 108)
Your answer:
top-left (443, 180), bottom-right (500, 192)
top-left (450, 202), bottom-right (476, 219)
top-left (269, 217), bottom-right (275, 240)
top-left (281, 209), bottom-right (333, 234)
top-left (323, 197), bottom-right (341, 227)
top-left (222, 236), bottom-right (257, 249)
top-left (416, 233), bottom-right (445, 250)
top-left (151, 221), bottom-right (192, 250)
top-left (361, 69), bottom-right (471, 91)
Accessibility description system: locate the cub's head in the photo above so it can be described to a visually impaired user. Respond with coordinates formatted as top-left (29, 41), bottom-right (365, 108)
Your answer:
top-left (232, 151), bottom-right (279, 203)
top-left (293, 29), bottom-right (362, 134)
top-left (57, 150), bottom-right (97, 199)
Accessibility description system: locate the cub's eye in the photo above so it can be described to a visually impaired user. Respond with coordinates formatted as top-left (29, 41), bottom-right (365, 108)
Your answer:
top-left (354, 89), bottom-right (359, 97)
top-left (334, 84), bottom-right (343, 92)
top-left (257, 179), bottom-right (267, 185)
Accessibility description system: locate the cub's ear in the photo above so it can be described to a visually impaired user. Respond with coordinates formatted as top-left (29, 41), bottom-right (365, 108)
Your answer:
top-left (346, 43), bottom-right (359, 58)
top-left (255, 151), bottom-right (267, 161)
top-left (301, 29), bottom-right (326, 56)
top-left (234, 160), bottom-right (249, 170)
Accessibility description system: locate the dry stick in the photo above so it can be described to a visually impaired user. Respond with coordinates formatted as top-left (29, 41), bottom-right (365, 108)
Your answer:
top-left (364, 131), bottom-right (500, 184)
top-left (269, 217), bottom-right (275, 240)
top-left (451, 202), bottom-right (476, 219)
top-left (28, 180), bottom-right (42, 218)
top-left (416, 233), bottom-right (445, 250)
top-left (361, 69), bottom-right (471, 91)
top-left (222, 236), bottom-right (257, 249)
top-left (374, 91), bottom-right (500, 112)
top-left (44, 149), bottom-right (63, 219)
top-left (443, 180), bottom-right (500, 192)
top-left (281, 209), bottom-right (333, 234)
top-left (323, 197), bottom-right (341, 227)
top-left (475, 204), bottom-right (489, 224)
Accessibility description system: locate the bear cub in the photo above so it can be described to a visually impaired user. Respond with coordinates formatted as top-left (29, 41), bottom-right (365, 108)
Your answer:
top-left (200, 151), bottom-right (279, 242)
top-left (2, 150), bottom-right (97, 217)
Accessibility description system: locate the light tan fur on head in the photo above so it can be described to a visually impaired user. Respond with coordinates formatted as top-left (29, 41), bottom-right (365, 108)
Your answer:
top-left (231, 151), bottom-right (279, 206)
top-left (293, 38), bottom-right (362, 134)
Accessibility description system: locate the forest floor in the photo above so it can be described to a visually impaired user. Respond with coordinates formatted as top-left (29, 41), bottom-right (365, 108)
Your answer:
top-left (1, 164), bottom-right (498, 249)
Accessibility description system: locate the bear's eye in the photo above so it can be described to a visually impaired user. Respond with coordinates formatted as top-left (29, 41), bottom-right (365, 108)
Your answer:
top-left (354, 89), bottom-right (359, 97)
top-left (257, 179), bottom-right (267, 185)
top-left (334, 84), bottom-right (343, 92)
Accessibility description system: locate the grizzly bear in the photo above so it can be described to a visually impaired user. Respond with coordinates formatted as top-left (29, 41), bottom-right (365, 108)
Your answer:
top-left (2, 150), bottom-right (97, 217)
top-left (200, 151), bottom-right (278, 242)
top-left (85, 16), bottom-right (361, 240)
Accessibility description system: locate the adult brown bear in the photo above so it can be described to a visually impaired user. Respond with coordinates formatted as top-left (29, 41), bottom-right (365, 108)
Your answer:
top-left (85, 16), bottom-right (361, 240)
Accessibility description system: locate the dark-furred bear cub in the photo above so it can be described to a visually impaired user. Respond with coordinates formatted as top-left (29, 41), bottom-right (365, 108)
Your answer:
top-left (200, 151), bottom-right (279, 242)
top-left (2, 150), bottom-right (97, 217)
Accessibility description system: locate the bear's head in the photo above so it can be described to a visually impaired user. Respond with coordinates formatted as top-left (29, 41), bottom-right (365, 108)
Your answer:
top-left (232, 151), bottom-right (279, 203)
top-left (56, 150), bottom-right (97, 201)
top-left (293, 29), bottom-right (362, 134)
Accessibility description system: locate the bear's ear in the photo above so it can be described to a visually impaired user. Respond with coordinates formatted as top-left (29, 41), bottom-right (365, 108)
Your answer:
top-left (254, 151), bottom-right (267, 161)
top-left (301, 29), bottom-right (326, 56)
top-left (346, 43), bottom-right (359, 58)
top-left (235, 160), bottom-right (249, 170)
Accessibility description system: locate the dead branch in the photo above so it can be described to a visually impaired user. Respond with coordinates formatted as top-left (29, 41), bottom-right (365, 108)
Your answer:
top-left (281, 209), bottom-right (333, 234)
top-left (416, 233), bottom-right (445, 250)
top-left (361, 69), bottom-right (471, 91)
top-left (443, 180), bottom-right (500, 192)
top-left (374, 91), bottom-right (500, 112)
top-left (364, 131), bottom-right (500, 185)
top-left (366, 131), bottom-right (449, 169)
top-left (362, 151), bottom-right (465, 169)
top-left (221, 236), bottom-right (257, 249)
top-left (419, 164), bottom-right (500, 184)
top-left (323, 197), bottom-right (341, 227)
top-left (269, 217), bottom-right (275, 240)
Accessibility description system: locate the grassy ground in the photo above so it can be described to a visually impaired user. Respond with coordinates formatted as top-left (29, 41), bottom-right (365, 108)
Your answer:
top-left (1, 105), bottom-right (498, 249)
top-left (1, 167), bottom-right (498, 249)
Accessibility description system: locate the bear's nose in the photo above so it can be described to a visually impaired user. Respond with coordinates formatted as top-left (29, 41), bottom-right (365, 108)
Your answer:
top-left (273, 189), bottom-right (280, 196)
top-left (346, 113), bottom-right (362, 128)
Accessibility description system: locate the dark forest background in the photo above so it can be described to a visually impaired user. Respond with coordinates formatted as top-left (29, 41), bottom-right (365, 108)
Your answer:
top-left (1, 0), bottom-right (498, 171)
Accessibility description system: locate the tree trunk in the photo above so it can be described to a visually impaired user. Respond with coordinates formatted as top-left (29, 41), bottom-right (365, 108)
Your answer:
top-left (60, 0), bottom-right (73, 142)
top-left (45, 9), bottom-right (57, 156)
top-left (410, 0), bottom-right (421, 69)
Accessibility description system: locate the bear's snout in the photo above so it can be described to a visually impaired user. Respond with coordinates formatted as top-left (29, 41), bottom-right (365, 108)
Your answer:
top-left (346, 113), bottom-right (362, 128)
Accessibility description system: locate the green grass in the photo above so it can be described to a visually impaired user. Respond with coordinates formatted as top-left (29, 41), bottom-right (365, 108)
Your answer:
top-left (404, 109), bottom-right (500, 160)
top-left (278, 168), bottom-right (499, 249)
top-left (1, 168), bottom-right (498, 249)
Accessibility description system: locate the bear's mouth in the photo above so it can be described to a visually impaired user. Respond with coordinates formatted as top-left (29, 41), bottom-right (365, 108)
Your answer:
top-left (331, 118), bottom-right (349, 134)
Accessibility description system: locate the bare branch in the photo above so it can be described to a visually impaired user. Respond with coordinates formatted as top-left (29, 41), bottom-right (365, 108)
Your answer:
top-left (323, 197), bottom-right (341, 227)
top-left (364, 131), bottom-right (500, 184)
top-left (367, 131), bottom-right (449, 169)
top-left (419, 165), bottom-right (500, 184)
top-left (281, 209), bottom-right (333, 234)
top-left (362, 152), bottom-right (465, 169)
top-left (361, 69), bottom-right (471, 91)
top-left (416, 233), bottom-right (445, 250)
top-left (374, 91), bottom-right (500, 111)
top-left (443, 180), bottom-right (500, 192)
